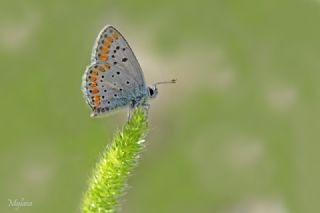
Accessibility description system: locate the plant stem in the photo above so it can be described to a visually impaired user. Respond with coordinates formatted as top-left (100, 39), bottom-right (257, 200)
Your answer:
top-left (82, 107), bottom-right (147, 213)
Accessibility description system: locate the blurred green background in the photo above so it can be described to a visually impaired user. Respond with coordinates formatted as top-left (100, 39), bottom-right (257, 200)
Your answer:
top-left (1, 0), bottom-right (320, 212)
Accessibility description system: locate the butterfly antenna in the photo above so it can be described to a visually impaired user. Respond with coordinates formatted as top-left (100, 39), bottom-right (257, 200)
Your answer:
top-left (155, 79), bottom-right (177, 86)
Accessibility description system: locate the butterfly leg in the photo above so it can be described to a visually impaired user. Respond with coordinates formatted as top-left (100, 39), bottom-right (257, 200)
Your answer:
top-left (127, 107), bottom-right (132, 122)
top-left (142, 103), bottom-right (150, 120)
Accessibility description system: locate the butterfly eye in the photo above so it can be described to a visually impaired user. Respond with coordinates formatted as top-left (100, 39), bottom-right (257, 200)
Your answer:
top-left (148, 88), bottom-right (154, 96)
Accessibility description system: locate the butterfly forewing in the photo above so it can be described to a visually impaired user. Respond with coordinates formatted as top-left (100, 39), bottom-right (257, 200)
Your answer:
top-left (91, 25), bottom-right (145, 85)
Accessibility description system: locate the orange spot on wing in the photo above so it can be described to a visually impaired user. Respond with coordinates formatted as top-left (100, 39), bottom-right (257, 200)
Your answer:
top-left (106, 36), bottom-right (113, 43)
top-left (94, 96), bottom-right (100, 105)
top-left (104, 63), bottom-right (110, 69)
top-left (100, 55), bottom-right (107, 60)
top-left (101, 46), bottom-right (108, 53)
top-left (91, 82), bottom-right (97, 87)
top-left (91, 72), bottom-right (98, 81)
top-left (91, 88), bottom-right (99, 94)
top-left (103, 40), bottom-right (111, 47)
top-left (112, 32), bottom-right (119, 39)
top-left (98, 66), bottom-right (105, 72)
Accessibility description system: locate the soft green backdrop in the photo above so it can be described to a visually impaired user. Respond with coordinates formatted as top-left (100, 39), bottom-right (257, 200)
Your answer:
top-left (1, 0), bottom-right (319, 212)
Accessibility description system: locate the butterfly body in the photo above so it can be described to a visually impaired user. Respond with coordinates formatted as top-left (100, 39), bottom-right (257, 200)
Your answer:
top-left (82, 25), bottom-right (165, 117)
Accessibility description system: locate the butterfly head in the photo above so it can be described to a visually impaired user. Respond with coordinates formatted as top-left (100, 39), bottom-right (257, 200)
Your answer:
top-left (147, 79), bottom-right (177, 99)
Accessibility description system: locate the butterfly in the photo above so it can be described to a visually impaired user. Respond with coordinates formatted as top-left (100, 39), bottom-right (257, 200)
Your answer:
top-left (81, 25), bottom-right (176, 118)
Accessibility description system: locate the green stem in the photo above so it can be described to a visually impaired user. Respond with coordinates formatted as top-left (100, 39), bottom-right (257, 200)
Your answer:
top-left (82, 107), bottom-right (147, 213)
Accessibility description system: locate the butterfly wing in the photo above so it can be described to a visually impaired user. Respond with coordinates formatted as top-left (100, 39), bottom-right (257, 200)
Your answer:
top-left (82, 25), bottom-right (147, 117)
top-left (91, 25), bottom-right (145, 85)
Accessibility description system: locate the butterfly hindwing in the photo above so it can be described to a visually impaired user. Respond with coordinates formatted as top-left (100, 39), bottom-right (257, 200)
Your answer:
top-left (82, 63), bottom-right (130, 116)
